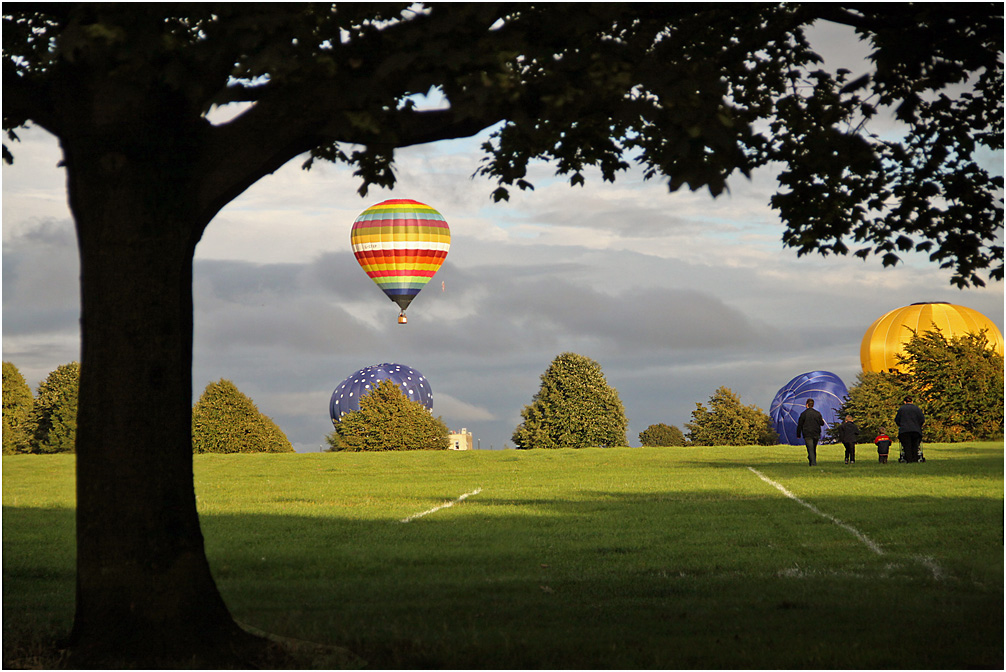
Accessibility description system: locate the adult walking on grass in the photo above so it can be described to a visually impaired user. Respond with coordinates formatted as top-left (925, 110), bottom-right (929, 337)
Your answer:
top-left (895, 397), bottom-right (925, 463)
top-left (837, 415), bottom-right (859, 464)
top-left (796, 399), bottom-right (824, 466)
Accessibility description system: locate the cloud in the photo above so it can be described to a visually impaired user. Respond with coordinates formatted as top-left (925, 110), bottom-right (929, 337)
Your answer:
top-left (433, 392), bottom-right (497, 423)
top-left (1, 216), bottom-right (81, 383)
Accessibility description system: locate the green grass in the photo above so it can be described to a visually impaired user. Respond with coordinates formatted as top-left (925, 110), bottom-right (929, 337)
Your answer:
top-left (4, 443), bottom-right (1003, 668)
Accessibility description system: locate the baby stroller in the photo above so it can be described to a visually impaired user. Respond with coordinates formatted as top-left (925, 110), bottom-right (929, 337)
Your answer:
top-left (898, 441), bottom-right (926, 463)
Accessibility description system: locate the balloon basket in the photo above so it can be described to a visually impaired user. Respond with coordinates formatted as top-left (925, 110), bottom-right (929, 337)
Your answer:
top-left (398, 312), bottom-right (408, 325)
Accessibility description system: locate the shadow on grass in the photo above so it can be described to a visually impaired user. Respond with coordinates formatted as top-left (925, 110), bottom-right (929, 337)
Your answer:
top-left (4, 490), bottom-right (1003, 670)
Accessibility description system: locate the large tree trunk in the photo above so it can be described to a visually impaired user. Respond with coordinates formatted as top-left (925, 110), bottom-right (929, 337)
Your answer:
top-left (62, 140), bottom-right (269, 666)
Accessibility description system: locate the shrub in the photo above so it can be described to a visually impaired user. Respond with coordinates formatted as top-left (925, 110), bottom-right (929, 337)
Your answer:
top-left (512, 352), bottom-right (628, 449)
top-left (639, 423), bottom-right (686, 447)
top-left (2, 362), bottom-right (35, 454)
top-left (28, 362), bottom-right (80, 453)
top-left (192, 379), bottom-right (293, 453)
top-left (326, 379), bottom-right (449, 451)
top-left (685, 386), bottom-right (777, 446)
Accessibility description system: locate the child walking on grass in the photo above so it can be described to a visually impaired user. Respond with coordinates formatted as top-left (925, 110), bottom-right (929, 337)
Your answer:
top-left (875, 429), bottom-right (892, 464)
top-left (837, 415), bottom-right (859, 464)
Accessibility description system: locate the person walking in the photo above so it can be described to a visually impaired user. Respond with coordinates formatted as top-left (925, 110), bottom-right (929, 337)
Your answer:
top-left (796, 399), bottom-right (825, 466)
top-left (894, 397), bottom-right (925, 462)
top-left (837, 415), bottom-right (859, 464)
top-left (874, 428), bottom-right (892, 464)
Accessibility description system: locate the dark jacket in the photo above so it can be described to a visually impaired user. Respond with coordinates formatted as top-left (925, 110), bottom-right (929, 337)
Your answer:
top-left (796, 407), bottom-right (824, 439)
top-left (894, 403), bottom-right (925, 435)
top-left (875, 434), bottom-right (892, 454)
top-left (836, 421), bottom-right (859, 443)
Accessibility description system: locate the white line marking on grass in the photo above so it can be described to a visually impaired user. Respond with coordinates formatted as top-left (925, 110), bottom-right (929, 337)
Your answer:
top-left (400, 488), bottom-right (482, 523)
top-left (917, 555), bottom-right (945, 580)
top-left (748, 468), bottom-right (884, 556)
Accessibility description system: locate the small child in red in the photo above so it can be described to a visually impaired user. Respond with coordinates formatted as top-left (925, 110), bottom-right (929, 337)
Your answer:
top-left (875, 429), bottom-right (892, 464)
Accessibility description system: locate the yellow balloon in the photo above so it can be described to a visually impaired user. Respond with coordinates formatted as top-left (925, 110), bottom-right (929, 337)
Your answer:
top-left (860, 302), bottom-right (1004, 373)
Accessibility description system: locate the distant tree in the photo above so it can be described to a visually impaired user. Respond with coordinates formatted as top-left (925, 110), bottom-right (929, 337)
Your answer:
top-left (2, 361), bottom-right (34, 454)
top-left (835, 328), bottom-right (1003, 443)
top-left (686, 386), bottom-right (778, 446)
top-left (28, 362), bottom-right (80, 453)
top-left (192, 379), bottom-right (293, 453)
top-left (639, 423), bottom-right (687, 447)
top-left (899, 329), bottom-right (1003, 441)
top-left (513, 352), bottom-right (628, 449)
top-left (327, 379), bottom-right (449, 451)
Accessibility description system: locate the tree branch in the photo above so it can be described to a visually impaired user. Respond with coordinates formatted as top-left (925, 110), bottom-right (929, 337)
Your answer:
top-left (1, 70), bottom-right (57, 143)
top-left (807, 6), bottom-right (880, 31)
top-left (357, 107), bottom-right (504, 149)
top-left (195, 79), bottom-right (505, 223)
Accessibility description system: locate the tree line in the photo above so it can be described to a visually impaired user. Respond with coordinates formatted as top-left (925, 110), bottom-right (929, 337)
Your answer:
top-left (2, 363), bottom-right (292, 454)
top-left (643, 329), bottom-right (1003, 447)
top-left (506, 353), bottom-right (778, 448)
top-left (509, 329), bottom-right (1003, 448)
top-left (6, 327), bottom-right (1001, 456)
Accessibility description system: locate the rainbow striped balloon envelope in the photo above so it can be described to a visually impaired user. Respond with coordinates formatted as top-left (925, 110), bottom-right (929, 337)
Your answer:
top-left (350, 199), bottom-right (450, 323)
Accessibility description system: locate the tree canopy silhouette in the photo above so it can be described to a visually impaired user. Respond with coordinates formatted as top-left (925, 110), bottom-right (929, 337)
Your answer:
top-left (2, 3), bottom-right (1001, 666)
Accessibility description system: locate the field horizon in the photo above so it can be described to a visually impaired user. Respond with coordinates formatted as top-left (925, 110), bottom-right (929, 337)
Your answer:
top-left (4, 442), bottom-right (1003, 668)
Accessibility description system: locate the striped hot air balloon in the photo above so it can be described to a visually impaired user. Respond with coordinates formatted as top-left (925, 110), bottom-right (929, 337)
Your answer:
top-left (350, 199), bottom-right (450, 324)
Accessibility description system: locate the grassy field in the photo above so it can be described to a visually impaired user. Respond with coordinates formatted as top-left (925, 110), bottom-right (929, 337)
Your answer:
top-left (3, 442), bottom-right (1003, 668)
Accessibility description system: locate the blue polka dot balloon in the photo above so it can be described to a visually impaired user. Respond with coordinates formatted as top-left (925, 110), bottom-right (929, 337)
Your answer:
top-left (329, 363), bottom-right (433, 423)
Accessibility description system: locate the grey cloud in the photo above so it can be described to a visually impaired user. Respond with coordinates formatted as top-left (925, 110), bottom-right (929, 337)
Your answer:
top-left (1, 215), bottom-right (81, 388)
top-left (193, 258), bottom-right (382, 356)
top-left (409, 244), bottom-right (784, 358)
top-left (511, 198), bottom-right (700, 239)
top-left (303, 251), bottom-right (381, 301)
top-left (3, 217), bottom-right (77, 246)
top-left (195, 259), bottom-right (305, 304)
top-left (489, 280), bottom-right (776, 351)
top-left (0, 301), bottom-right (79, 338)
top-left (197, 300), bottom-right (378, 353)
top-left (1, 218), bottom-right (80, 338)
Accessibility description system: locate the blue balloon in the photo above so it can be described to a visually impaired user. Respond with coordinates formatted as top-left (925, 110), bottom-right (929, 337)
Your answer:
top-left (770, 371), bottom-right (848, 445)
top-left (330, 363), bottom-right (433, 423)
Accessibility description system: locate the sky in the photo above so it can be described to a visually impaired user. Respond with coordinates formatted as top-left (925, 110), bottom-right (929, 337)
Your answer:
top-left (2, 22), bottom-right (1003, 452)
